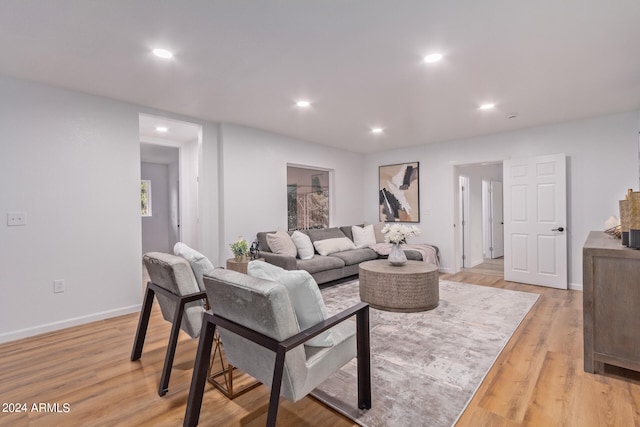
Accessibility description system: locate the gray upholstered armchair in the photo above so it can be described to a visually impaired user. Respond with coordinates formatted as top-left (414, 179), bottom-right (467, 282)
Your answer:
top-left (183, 268), bottom-right (371, 427)
top-left (131, 252), bottom-right (208, 396)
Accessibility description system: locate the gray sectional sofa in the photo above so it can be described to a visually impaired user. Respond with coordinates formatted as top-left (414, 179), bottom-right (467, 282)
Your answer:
top-left (256, 225), bottom-right (438, 285)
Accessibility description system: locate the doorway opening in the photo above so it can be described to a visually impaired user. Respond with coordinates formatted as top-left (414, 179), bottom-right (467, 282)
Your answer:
top-left (139, 114), bottom-right (202, 256)
top-left (454, 162), bottom-right (504, 274)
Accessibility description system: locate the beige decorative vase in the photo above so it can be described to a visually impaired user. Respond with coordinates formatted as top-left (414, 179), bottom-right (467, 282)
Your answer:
top-left (620, 199), bottom-right (630, 246)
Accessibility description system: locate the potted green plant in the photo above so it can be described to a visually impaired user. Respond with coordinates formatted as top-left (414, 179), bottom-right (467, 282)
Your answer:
top-left (229, 238), bottom-right (249, 262)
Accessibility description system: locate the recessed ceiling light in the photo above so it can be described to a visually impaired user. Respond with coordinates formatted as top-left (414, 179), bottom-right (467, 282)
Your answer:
top-left (370, 127), bottom-right (384, 134)
top-left (423, 53), bottom-right (443, 63)
top-left (152, 48), bottom-right (173, 59)
top-left (296, 100), bottom-right (311, 108)
top-left (479, 103), bottom-right (496, 110)
top-left (155, 126), bottom-right (168, 132)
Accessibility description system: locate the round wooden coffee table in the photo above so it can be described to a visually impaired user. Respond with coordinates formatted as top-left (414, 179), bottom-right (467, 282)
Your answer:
top-left (359, 260), bottom-right (439, 312)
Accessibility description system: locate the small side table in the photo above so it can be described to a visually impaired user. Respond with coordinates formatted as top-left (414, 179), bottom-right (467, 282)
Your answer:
top-left (226, 258), bottom-right (250, 274)
top-left (226, 257), bottom-right (263, 274)
top-left (208, 331), bottom-right (261, 399)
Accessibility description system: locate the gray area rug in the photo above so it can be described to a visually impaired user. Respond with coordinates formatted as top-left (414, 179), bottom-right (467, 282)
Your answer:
top-left (311, 279), bottom-right (539, 427)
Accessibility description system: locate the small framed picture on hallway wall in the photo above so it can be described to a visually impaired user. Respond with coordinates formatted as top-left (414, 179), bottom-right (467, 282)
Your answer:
top-left (379, 162), bottom-right (420, 223)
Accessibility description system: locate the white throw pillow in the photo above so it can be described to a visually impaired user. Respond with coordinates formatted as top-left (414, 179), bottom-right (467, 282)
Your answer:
top-left (247, 261), bottom-right (333, 347)
top-left (173, 242), bottom-right (216, 291)
top-left (266, 230), bottom-right (297, 257)
top-left (291, 230), bottom-right (315, 260)
top-left (313, 237), bottom-right (357, 256)
top-left (352, 224), bottom-right (376, 248)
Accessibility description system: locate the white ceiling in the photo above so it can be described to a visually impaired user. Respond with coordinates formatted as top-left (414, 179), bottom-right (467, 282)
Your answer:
top-left (140, 142), bottom-right (179, 165)
top-left (1, 1), bottom-right (639, 154)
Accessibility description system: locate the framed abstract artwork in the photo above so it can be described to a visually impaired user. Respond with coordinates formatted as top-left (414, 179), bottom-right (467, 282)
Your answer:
top-left (379, 162), bottom-right (420, 222)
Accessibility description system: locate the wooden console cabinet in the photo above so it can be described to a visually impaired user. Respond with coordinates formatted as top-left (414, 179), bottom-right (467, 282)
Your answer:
top-left (583, 231), bottom-right (640, 373)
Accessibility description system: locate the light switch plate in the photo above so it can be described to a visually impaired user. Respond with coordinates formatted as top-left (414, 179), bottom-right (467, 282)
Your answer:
top-left (54, 280), bottom-right (65, 294)
top-left (7, 212), bottom-right (27, 226)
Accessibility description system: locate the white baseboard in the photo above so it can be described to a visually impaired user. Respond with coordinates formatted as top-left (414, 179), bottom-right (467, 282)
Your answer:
top-left (0, 304), bottom-right (141, 344)
top-left (469, 258), bottom-right (484, 268)
top-left (569, 282), bottom-right (583, 291)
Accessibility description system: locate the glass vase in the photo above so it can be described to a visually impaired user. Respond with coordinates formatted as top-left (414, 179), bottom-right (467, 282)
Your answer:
top-left (388, 242), bottom-right (407, 266)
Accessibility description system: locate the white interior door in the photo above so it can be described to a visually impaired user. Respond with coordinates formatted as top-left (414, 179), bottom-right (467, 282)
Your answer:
top-left (503, 154), bottom-right (567, 289)
top-left (490, 181), bottom-right (504, 258)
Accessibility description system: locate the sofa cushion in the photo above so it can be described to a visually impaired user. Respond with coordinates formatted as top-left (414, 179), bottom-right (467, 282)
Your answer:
top-left (247, 261), bottom-right (333, 347)
top-left (266, 230), bottom-right (297, 257)
top-left (291, 230), bottom-right (315, 260)
top-left (405, 249), bottom-right (423, 261)
top-left (352, 224), bottom-right (376, 248)
top-left (173, 242), bottom-right (215, 291)
top-left (339, 225), bottom-right (355, 241)
top-left (256, 231), bottom-right (275, 252)
top-left (305, 227), bottom-right (347, 243)
top-left (329, 248), bottom-right (379, 266)
top-left (313, 237), bottom-right (356, 256)
top-left (296, 255), bottom-right (345, 274)
top-left (373, 222), bottom-right (386, 243)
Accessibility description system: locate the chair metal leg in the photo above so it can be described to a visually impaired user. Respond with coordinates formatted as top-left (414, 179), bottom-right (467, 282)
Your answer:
top-left (357, 305), bottom-right (372, 410)
top-left (131, 284), bottom-right (155, 361)
top-left (266, 346), bottom-right (287, 427)
top-left (184, 316), bottom-right (216, 427)
top-left (158, 298), bottom-right (187, 396)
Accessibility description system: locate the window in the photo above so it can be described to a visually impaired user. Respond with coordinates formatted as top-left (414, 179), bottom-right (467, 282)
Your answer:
top-left (287, 166), bottom-right (330, 230)
top-left (141, 180), bottom-right (152, 216)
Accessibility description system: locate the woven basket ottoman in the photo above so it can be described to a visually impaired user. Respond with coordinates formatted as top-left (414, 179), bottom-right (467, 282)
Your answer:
top-left (358, 259), bottom-right (439, 312)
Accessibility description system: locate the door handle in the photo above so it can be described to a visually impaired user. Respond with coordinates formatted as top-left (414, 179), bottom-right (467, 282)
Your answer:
top-left (552, 227), bottom-right (565, 232)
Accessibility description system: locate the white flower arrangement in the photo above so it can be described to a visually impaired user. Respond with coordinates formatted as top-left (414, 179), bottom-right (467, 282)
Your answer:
top-left (381, 223), bottom-right (421, 244)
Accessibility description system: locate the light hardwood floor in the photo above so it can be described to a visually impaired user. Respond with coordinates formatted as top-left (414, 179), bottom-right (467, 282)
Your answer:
top-left (462, 257), bottom-right (504, 276)
top-left (1, 271), bottom-right (640, 426)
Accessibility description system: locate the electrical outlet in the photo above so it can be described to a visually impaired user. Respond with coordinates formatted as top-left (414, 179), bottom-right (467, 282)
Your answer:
top-left (7, 212), bottom-right (27, 226)
top-left (54, 280), bottom-right (65, 294)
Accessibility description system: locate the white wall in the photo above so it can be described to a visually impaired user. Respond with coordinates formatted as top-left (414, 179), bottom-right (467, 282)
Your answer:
top-left (141, 162), bottom-right (171, 254)
top-left (364, 111), bottom-right (640, 288)
top-left (0, 77), bottom-right (142, 341)
top-left (217, 123), bottom-right (365, 265)
top-left (0, 76), bottom-right (220, 342)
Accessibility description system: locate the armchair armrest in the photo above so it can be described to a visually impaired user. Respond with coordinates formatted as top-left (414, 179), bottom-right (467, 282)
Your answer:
top-left (281, 302), bottom-right (369, 349)
top-left (208, 301), bottom-right (368, 352)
